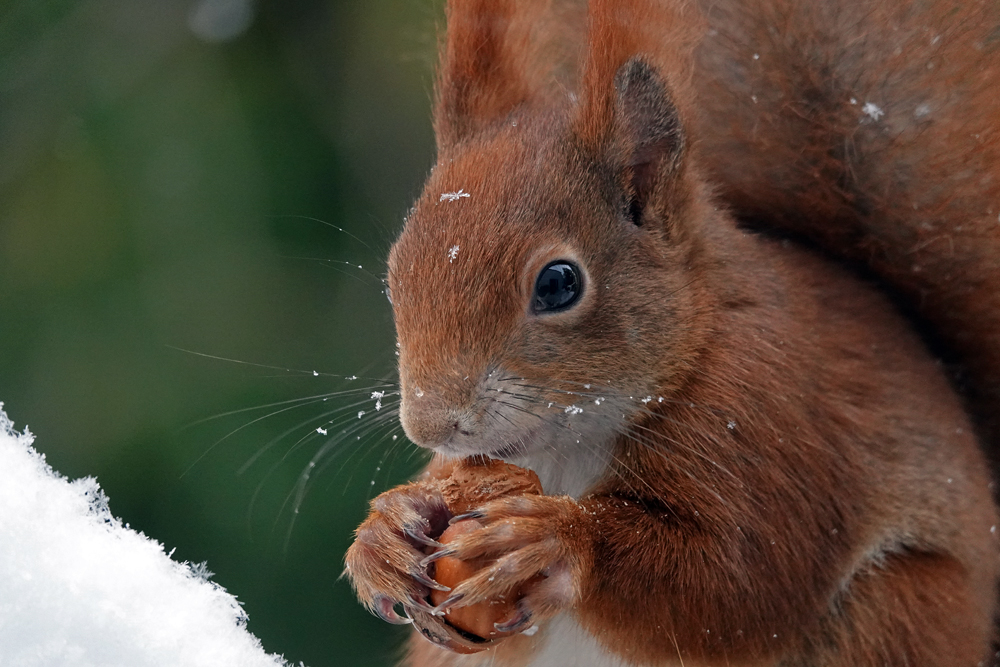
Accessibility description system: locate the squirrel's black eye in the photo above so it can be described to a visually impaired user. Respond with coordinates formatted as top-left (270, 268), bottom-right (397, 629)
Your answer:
top-left (533, 261), bottom-right (582, 313)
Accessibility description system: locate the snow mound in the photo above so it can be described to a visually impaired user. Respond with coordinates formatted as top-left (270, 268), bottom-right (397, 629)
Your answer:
top-left (0, 404), bottom-right (293, 667)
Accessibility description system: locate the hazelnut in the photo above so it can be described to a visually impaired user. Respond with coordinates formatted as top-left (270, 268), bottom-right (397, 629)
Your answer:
top-left (410, 458), bottom-right (543, 653)
top-left (429, 519), bottom-right (519, 641)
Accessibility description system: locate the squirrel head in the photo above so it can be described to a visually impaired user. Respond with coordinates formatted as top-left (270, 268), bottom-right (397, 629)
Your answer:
top-left (386, 0), bottom-right (714, 481)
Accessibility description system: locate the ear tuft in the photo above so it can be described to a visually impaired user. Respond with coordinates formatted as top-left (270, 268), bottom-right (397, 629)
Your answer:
top-left (571, 0), bottom-right (697, 227)
top-left (434, 0), bottom-right (559, 150)
top-left (614, 58), bottom-right (685, 226)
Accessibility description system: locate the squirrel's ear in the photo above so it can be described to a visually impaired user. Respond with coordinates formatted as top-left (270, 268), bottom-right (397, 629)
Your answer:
top-left (434, 0), bottom-right (533, 150)
top-left (573, 0), bottom-right (693, 228)
top-left (613, 57), bottom-right (685, 226)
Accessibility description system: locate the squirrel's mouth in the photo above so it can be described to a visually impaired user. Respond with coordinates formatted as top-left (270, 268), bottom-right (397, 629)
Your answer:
top-left (487, 442), bottom-right (524, 459)
top-left (430, 439), bottom-right (523, 460)
top-left (428, 413), bottom-right (543, 460)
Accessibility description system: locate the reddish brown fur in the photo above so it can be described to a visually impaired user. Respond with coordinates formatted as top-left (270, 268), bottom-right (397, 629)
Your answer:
top-left (344, 1), bottom-right (1000, 665)
top-left (435, 0), bottom-right (576, 149)
top-left (574, 240), bottom-right (997, 663)
top-left (574, 0), bottom-right (699, 150)
top-left (690, 0), bottom-right (1000, 458)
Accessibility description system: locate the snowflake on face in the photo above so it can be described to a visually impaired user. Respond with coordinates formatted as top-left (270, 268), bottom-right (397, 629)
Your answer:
top-left (862, 102), bottom-right (884, 122)
top-left (440, 189), bottom-right (471, 203)
top-left (447, 245), bottom-right (460, 263)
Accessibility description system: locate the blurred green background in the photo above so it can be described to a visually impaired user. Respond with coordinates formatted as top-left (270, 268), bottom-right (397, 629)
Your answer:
top-left (0, 1), bottom-right (442, 664)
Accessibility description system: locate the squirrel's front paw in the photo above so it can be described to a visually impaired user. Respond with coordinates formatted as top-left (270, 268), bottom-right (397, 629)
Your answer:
top-left (343, 482), bottom-right (452, 623)
top-left (435, 494), bottom-right (593, 630)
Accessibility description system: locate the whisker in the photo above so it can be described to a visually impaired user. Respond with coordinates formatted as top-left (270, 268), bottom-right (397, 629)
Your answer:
top-left (627, 419), bottom-right (738, 480)
top-left (489, 377), bottom-right (740, 506)
top-left (275, 410), bottom-right (401, 547)
top-left (505, 378), bottom-right (725, 417)
top-left (278, 255), bottom-right (388, 288)
top-left (379, 428), bottom-right (414, 488)
top-left (331, 415), bottom-right (408, 499)
top-left (360, 425), bottom-right (412, 499)
top-left (268, 213), bottom-right (380, 255)
top-left (166, 344), bottom-right (399, 385)
top-left (181, 394), bottom-right (351, 478)
top-left (284, 414), bottom-right (409, 548)
top-left (240, 394), bottom-right (395, 474)
top-left (243, 400), bottom-right (402, 528)
top-left (183, 386), bottom-right (394, 429)
top-left (334, 409), bottom-right (406, 498)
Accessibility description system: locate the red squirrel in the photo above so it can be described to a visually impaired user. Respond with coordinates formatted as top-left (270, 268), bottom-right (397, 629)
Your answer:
top-left (344, 0), bottom-right (1000, 664)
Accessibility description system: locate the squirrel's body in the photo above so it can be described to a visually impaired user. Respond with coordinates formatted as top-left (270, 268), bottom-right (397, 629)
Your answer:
top-left (690, 0), bottom-right (1000, 460)
top-left (344, 0), bottom-right (1000, 664)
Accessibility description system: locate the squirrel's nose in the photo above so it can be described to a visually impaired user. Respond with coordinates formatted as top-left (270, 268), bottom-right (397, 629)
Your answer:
top-left (399, 389), bottom-right (468, 449)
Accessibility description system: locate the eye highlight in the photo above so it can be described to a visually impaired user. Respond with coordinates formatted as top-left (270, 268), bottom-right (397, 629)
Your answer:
top-left (533, 261), bottom-right (582, 313)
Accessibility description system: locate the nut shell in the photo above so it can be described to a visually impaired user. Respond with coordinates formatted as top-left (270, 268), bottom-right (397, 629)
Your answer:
top-left (438, 458), bottom-right (543, 514)
top-left (429, 520), bottom-right (519, 641)
top-left (415, 458), bottom-right (543, 653)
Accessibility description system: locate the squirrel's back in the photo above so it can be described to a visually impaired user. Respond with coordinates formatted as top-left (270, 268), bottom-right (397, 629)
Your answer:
top-left (689, 0), bottom-right (1000, 457)
top-left (346, 1), bottom-right (1000, 664)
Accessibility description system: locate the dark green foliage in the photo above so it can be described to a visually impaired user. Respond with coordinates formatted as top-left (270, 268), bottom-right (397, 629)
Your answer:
top-left (0, 1), bottom-right (441, 664)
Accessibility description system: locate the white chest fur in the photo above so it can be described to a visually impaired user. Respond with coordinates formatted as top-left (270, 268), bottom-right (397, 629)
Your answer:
top-left (525, 615), bottom-right (629, 667)
top-left (506, 444), bottom-right (611, 499)
top-left (525, 615), bottom-right (723, 667)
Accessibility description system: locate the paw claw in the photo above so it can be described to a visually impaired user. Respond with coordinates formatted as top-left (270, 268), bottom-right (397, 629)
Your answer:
top-left (432, 592), bottom-right (465, 613)
top-left (404, 525), bottom-right (444, 548)
top-left (494, 606), bottom-right (533, 633)
top-left (373, 595), bottom-right (411, 625)
top-left (406, 594), bottom-right (437, 612)
top-left (419, 549), bottom-right (456, 568)
top-left (411, 568), bottom-right (451, 592)
top-left (448, 510), bottom-right (485, 525)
